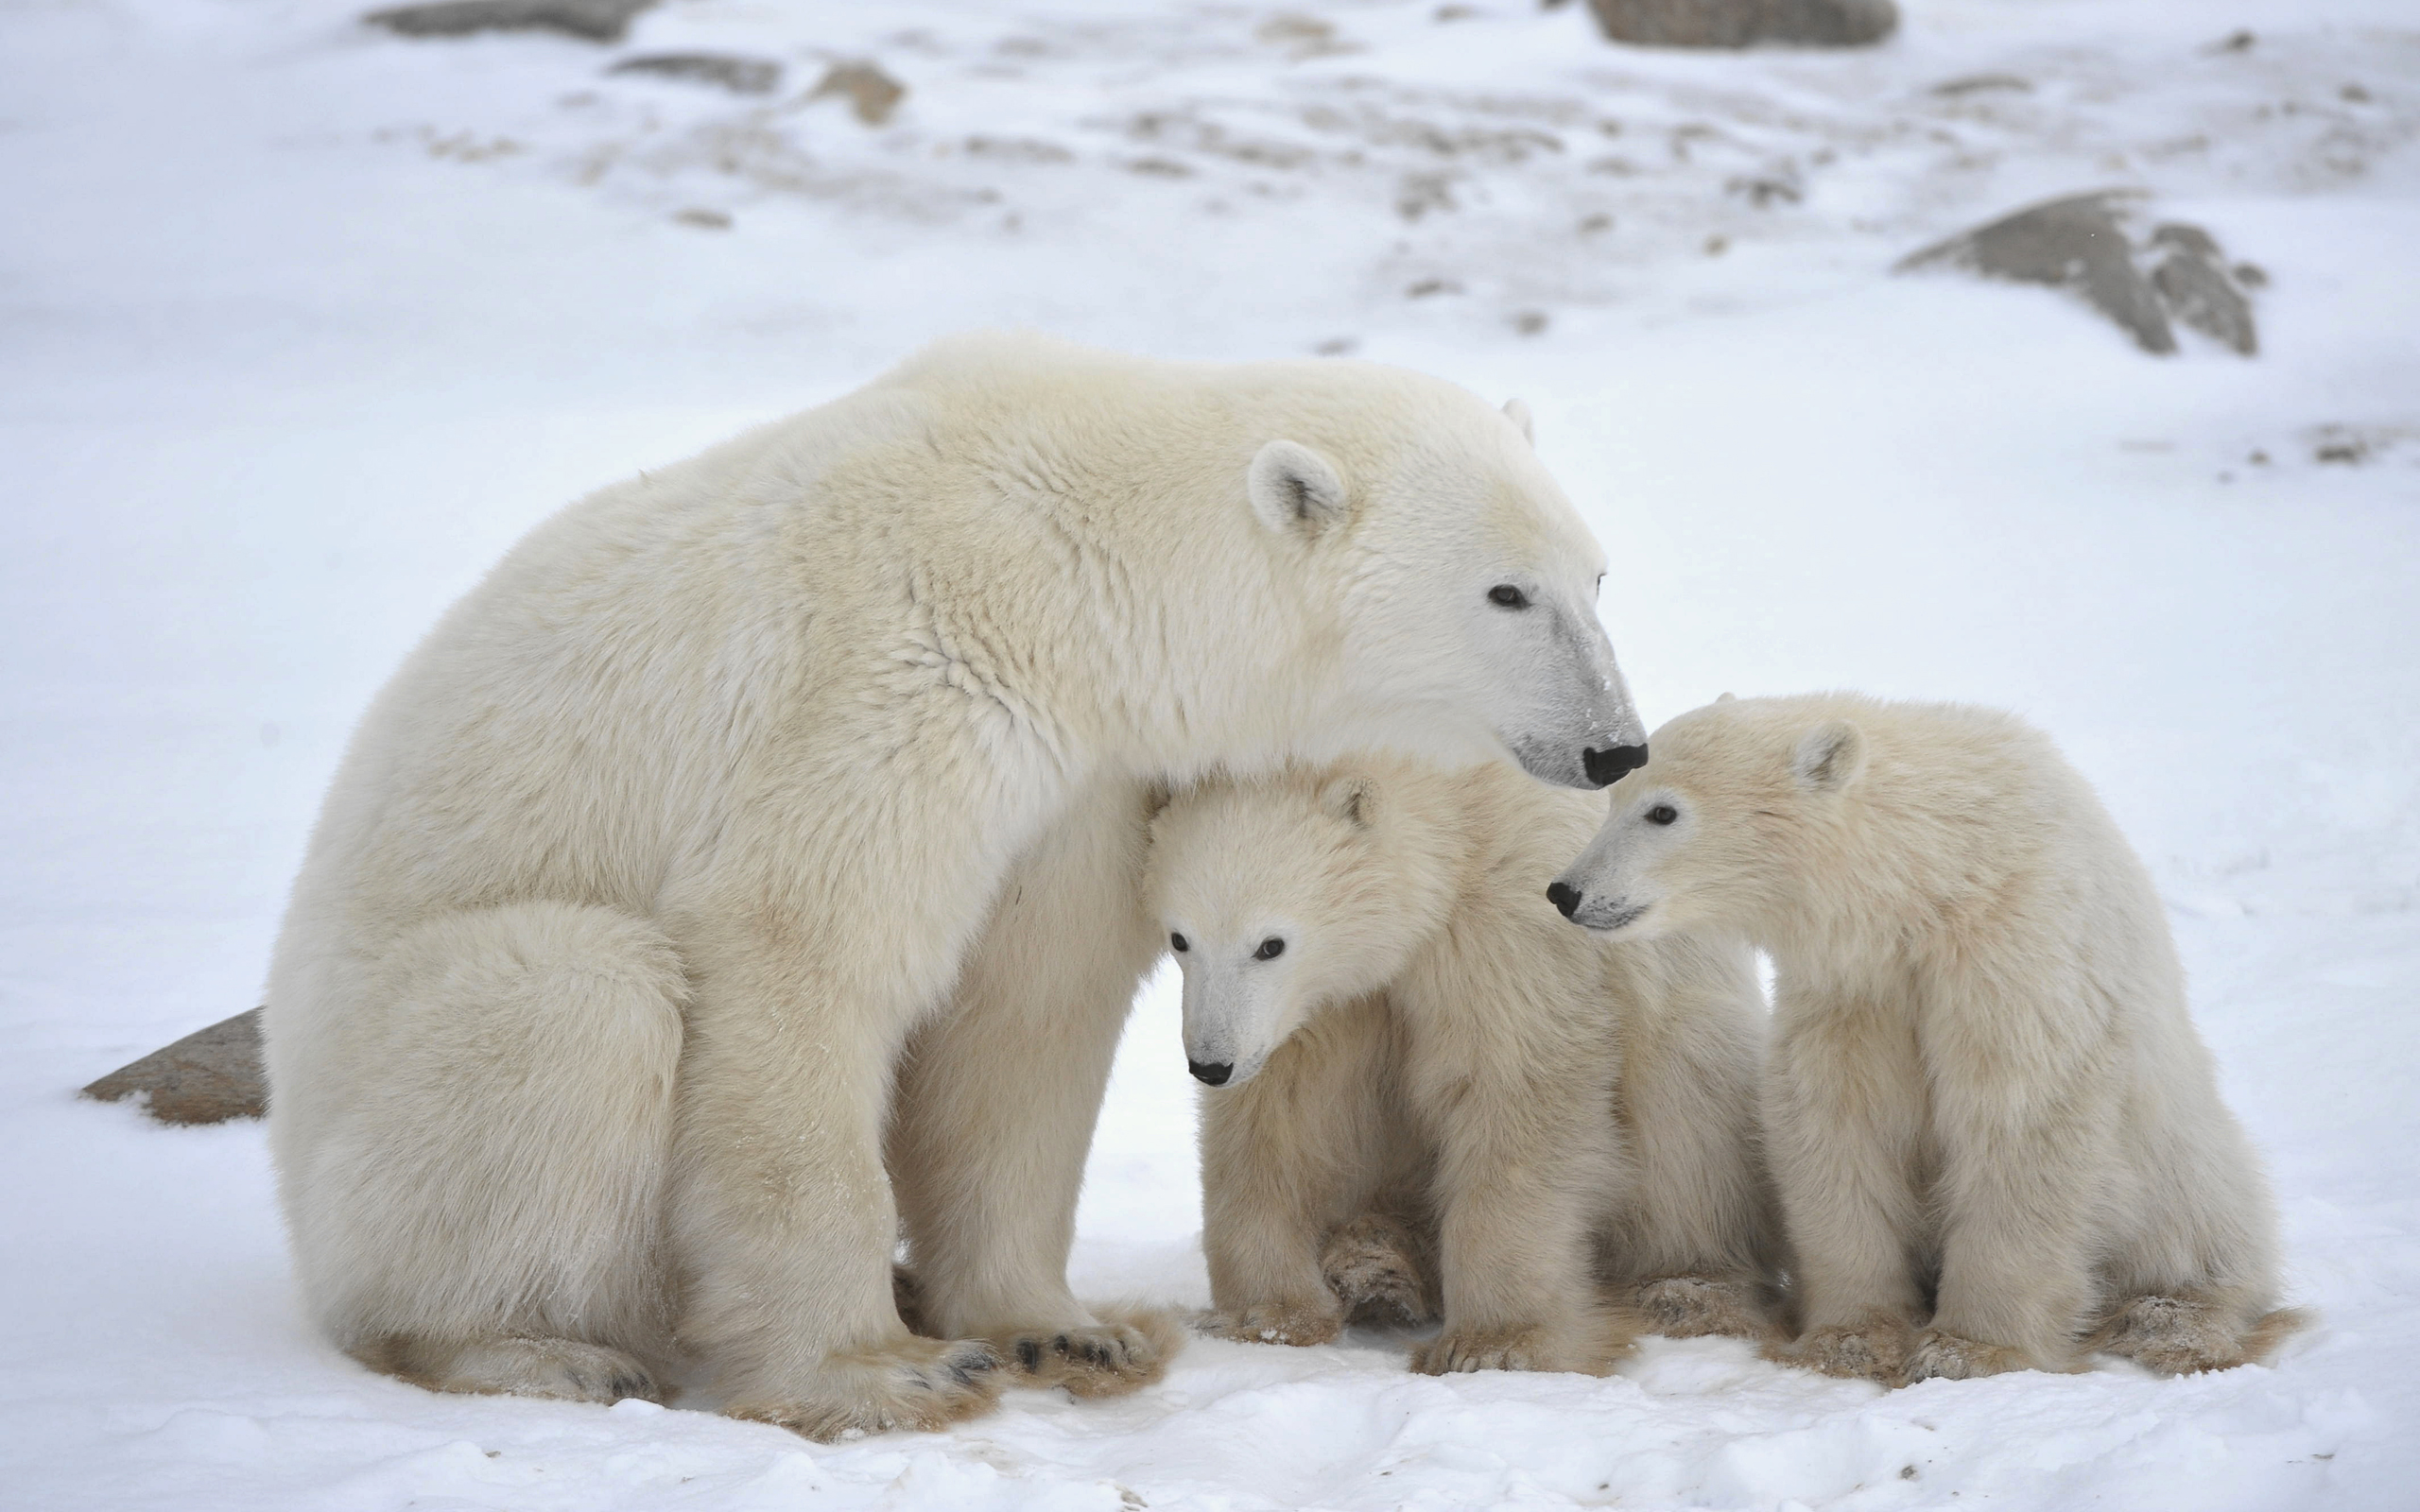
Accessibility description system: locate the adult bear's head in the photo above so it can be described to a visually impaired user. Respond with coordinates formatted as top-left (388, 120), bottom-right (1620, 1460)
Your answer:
top-left (1241, 377), bottom-right (1644, 791)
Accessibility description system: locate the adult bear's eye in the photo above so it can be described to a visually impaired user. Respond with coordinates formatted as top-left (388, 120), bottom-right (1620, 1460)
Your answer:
top-left (1646, 804), bottom-right (1678, 826)
top-left (1487, 584), bottom-right (1530, 610)
top-left (1170, 933), bottom-right (1189, 952)
top-left (1253, 936), bottom-right (1286, 960)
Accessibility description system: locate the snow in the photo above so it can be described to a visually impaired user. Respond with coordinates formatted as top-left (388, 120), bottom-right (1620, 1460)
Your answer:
top-left (3, 0), bottom-right (2416, 1506)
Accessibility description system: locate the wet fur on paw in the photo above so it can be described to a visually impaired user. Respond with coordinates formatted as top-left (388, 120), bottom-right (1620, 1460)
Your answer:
top-left (994, 1306), bottom-right (1184, 1399)
top-left (725, 1335), bottom-right (1002, 1441)
top-left (1902, 1328), bottom-right (2046, 1383)
top-left (2086, 1296), bottom-right (2309, 1376)
top-left (1198, 1297), bottom-right (1343, 1348)
top-left (1411, 1306), bottom-right (1637, 1376)
top-left (357, 1332), bottom-right (663, 1405)
top-left (1767, 1317), bottom-right (1912, 1383)
top-left (1321, 1214), bottom-right (1438, 1327)
top-left (1635, 1275), bottom-right (1773, 1342)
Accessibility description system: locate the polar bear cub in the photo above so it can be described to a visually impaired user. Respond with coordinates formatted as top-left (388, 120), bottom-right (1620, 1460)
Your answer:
top-left (1551, 694), bottom-right (2300, 1383)
top-left (1147, 757), bottom-right (1778, 1375)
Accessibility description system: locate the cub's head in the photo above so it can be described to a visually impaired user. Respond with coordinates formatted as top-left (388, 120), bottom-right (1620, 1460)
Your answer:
top-left (1145, 765), bottom-right (1432, 1090)
top-left (1245, 377), bottom-right (1646, 790)
top-left (1548, 696), bottom-right (1866, 939)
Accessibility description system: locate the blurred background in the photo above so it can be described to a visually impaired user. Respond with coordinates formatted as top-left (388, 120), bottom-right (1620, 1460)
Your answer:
top-left (3, 2), bottom-right (2417, 1508)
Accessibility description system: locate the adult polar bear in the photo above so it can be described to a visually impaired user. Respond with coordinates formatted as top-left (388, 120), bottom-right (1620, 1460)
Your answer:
top-left (265, 334), bottom-right (1647, 1440)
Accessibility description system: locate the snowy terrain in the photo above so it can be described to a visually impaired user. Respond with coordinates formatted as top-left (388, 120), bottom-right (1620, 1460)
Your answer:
top-left (4, 0), bottom-right (2417, 1506)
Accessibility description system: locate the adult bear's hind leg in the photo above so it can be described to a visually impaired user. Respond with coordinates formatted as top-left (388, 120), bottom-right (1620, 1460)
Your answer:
top-left (283, 902), bottom-right (686, 1404)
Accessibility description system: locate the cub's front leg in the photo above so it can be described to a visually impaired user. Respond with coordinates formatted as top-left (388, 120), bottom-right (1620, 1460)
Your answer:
top-left (1199, 995), bottom-right (1398, 1348)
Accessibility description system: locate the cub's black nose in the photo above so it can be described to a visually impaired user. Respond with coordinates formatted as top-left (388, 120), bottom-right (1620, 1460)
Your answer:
top-left (1546, 881), bottom-right (1582, 919)
top-left (1582, 743), bottom-right (1649, 787)
top-left (1188, 1059), bottom-right (1234, 1087)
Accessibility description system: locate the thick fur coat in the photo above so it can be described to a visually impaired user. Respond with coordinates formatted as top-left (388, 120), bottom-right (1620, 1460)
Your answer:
top-left (1552, 694), bottom-right (2299, 1383)
top-left (1146, 757), bottom-right (1777, 1375)
top-left (264, 335), bottom-right (1647, 1438)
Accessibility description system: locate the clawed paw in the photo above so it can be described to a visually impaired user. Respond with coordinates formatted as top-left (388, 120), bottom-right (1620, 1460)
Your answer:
top-left (2092, 1295), bottom-right (2252, 1376)
top-left (995, 1309), bottom-right (1182, 1399)
top-left (1903, 1329), bottom-right (2037, 1383)
top-left (1767, 1319), bottom-right (1911, 1384)
top-left (728, 1336), bottom-right (1003, 1441)
top-left (1636, 1275), bottom-right (1771, 1341)
top-left (1320, 1215), bottom-right (1435, 1327)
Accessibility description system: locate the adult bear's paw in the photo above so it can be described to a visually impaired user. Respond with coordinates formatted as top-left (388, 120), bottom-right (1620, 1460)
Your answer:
top-left (1765, 1316), bottom-right (1911, 1384)
top-left (1197, 1298), bottom-right (1343, 1348)
top-left (1635, 1274), bottom-right (1774, 1342)
top-left (364, 1332), bottom-right (663, 1405)
top-left (1903, 1328), bottom-right (2041, 1383)
top-left (1321, 1214), bottom-right (1436, 1327)
top-left (994, 1306), bottom-right (1184, 1399)
top-left (727, 1336), bottom-right (1003, 1441)
top-left (1411, 1310), bottom-right (1634, 1376)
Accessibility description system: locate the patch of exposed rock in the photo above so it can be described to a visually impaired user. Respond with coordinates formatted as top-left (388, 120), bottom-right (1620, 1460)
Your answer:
top-left (609, 52), bottom-right (782, 95)
top-left (366, 0), bottom-right (654, 43)
top-left (1897, 192), bottom-right (2260, 356)
top-left (1582, 0), bottom-right (1898, 49)
top-left (82, 1008), bottom-right (266, 1125)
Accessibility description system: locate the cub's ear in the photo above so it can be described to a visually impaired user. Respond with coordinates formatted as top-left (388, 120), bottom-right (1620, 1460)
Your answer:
top-left (1502, 397), bottom-right (1535, 445)
top-left (1319, 772), bottom-right (1380, 830)
top-left (1248, 440), bottom-right (1351, 535)
top-left (1791, 720), bottom-right (1866, 793)
top-left (1716, 691), bottom-right (1737, 703)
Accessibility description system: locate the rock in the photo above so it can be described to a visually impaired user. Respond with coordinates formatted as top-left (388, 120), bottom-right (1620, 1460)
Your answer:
top-left (1897, 193), bottom-right (2263, 358)
top-left (1583, 0), bottom-right (1898, 49)
top-left (808, 61), bottom-right (906, 127)
top-left (365, 0), bottom-right (654, 43)
top-left (609, 53), bottom-right (781, 94)
top-left (2148, 223), bottom-right (2258, 355)
top-left (82, 1008), bottom-right (266, 1125)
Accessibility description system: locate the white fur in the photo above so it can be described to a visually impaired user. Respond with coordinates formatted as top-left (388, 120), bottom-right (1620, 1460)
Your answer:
top-left (264, 334), bottom-right (1643, 1438)
top-left (1146, 758), bottom-right (1777, 1375)
top-left (1552, 694), bottom-right (2298, 1383)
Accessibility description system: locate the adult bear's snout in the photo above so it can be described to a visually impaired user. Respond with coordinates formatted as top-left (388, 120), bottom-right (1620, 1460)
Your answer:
top-left (1582, 744), bottom-right (1649, 787)
top-left (1546, 881), bottom-right (1582, 919)
top-left (1188, 1059), bottom-right (1234, 1087)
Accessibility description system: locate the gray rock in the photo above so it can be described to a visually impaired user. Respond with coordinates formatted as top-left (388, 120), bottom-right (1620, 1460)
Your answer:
top-left (609, 52), bottom-right (782, 94)
top-left (1583, 0), bottom-right (1898, 49)
top-left (2149, 223), bottom-right (2258, 355)
top-left (365, 0), bottom-right (655, 44)
top-left (1899, 192), bottom-right (2173, 354)
top-left (82, 1008), bottom-right (266, 1125)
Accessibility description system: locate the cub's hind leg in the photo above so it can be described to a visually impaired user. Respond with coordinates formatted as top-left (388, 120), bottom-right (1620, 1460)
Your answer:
top-left (273, 902), bottom-right (685, 1403)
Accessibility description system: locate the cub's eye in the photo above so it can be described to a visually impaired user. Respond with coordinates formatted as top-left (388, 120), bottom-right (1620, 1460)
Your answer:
top-left (1646, 804), bottom-right (1678, 826)
top-left (1253, 936), bottom-right (1286, 961)
top-left (1170, 933), bottom-right (1189, 952)
top-left (1487, 584), bottom-right (1530, 610)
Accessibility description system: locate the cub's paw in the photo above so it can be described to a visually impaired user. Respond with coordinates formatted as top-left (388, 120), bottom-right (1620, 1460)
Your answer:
top-left (994, 1307), bottom-right (1184, 1399)
top-left (1197, 1299), bottom-right (1342, 1349)
top-left (1636, 1275), bottom-right (1773, 1342)
top-left (360, 1332), bottom-right (662, 1406)
top-left (1766, 1318), bottom-right (1911, 1384)
top-left (1322, 1215), bottom-right (1436, 1327)
top-left (1902, 1329), bottom-right (2038, 1383)
top-left (727, 1336), bottom-right (1002, 1441)
top-left (1412, 1312), bottom-right (1633, 1377)
top-left (2090, 1295), bottom-right (2306, 1376)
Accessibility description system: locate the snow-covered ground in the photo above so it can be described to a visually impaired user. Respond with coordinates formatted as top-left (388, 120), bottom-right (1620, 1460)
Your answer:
top-left (4, 0), bottom-right (2417, 1506)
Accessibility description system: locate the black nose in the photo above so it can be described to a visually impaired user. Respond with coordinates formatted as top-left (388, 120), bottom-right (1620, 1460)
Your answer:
top-left (1582, 743), bottom-right (1649, 787)
top-left (1546, 881), bottom-right (1582, 919)
top-left (1188, 1059), bottom-right (1234, 1087)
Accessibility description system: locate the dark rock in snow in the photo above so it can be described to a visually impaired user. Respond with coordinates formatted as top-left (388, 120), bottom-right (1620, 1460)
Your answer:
top-left (365, 0), bottom-right (655, 44)
top-left (1583, 0), bottom-right (1898, 49)
top-left (1897, 193), bottom-right (2262, 357)
top-left (82, 1008), bottom-right (266, 1125)
top-left (609, 52), bottom-right (782, 94)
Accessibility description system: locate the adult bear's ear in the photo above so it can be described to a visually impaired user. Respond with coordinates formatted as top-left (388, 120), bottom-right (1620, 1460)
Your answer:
top-left (1502, 397), bottom-right (1534, 445)
top-left (1248, 439), bottom-right (1351, 536)
top-left (1319, 772), bottom-right (1379, 830)
top-left (1792, 720), bottom-right (1866, 793)
top-left (1716, 691), bottom-right (1737, 703)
